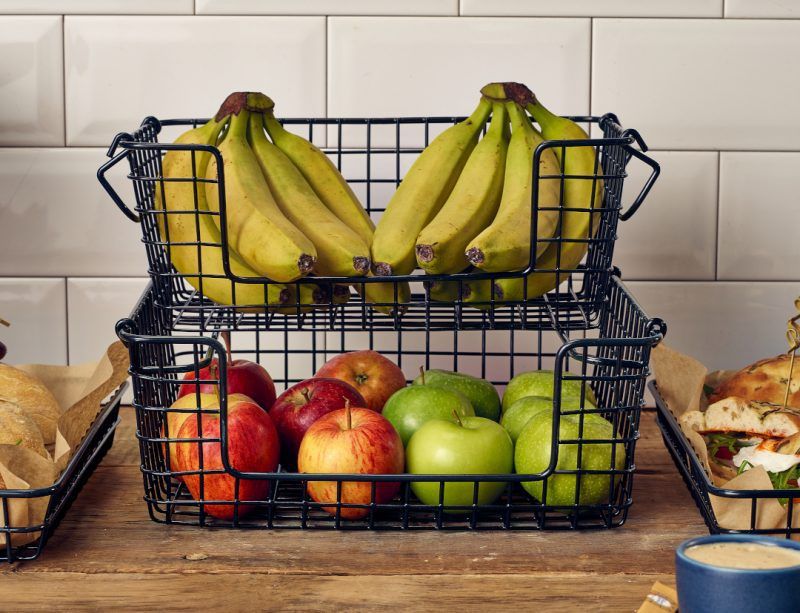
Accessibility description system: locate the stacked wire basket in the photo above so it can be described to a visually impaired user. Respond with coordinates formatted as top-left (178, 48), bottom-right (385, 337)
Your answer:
top-left (102, 111), bottom-right (663, 530)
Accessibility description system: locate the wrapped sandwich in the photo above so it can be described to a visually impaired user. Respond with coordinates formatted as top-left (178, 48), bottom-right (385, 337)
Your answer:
top-left (681, 397), bottom-right (800, 491)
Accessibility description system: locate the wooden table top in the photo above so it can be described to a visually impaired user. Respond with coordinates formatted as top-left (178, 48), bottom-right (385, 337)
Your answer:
top-left (1, 407), bottom-right (704, 611)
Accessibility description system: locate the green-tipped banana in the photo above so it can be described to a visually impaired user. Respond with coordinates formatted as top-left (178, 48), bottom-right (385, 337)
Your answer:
top-left (263, 112), bottom-right (374, 245)
top-left (355, 275), bottom-right (411, 316)
top-left (371, 98), bottom-right (492, 276)
top-left (425, 277), bottom-right (464, 302)
top-left (465, 101), bottom-right (560, 272)
top-left (415, 102), bottom-right (509, 274)
top-left (156, 115), bottom-right (290, 310)
top-left (492, 83), bottom-right (604, 302)
top-left (249, 114), bottom-right (371, 277)
top-left (205, 98), bottom-right (316, 283)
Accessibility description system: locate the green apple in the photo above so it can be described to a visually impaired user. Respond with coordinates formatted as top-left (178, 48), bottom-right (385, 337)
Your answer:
top-left (500, 395), bottom-right (597, 443)
top-left (501, 370), bottom-right (597, 414)
top-left (382, 386), bottom-right (475, 446)
top-left (413, 369), bottom-right (501, 421)
top-left (406, 416), bottom-right (513, 510)
top-left (514, 411), bottom-right (626, 507)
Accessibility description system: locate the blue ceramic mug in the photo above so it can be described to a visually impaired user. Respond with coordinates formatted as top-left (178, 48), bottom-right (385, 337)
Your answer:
top-left (676, 534), bottom-right (800, 613)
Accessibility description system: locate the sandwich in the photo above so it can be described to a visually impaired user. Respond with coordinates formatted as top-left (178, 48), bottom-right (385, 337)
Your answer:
top-left (681, 396), bottom-right (800, 490)
top-left (709, 354), bottom-right (800, 407)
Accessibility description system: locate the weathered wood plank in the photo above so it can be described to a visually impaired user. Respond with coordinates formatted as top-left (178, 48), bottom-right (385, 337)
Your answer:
top-left (0, 572), bottom-right (671, 612)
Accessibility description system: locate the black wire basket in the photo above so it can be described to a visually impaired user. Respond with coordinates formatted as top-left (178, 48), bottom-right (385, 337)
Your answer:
top-left (653, 383), bottom-right (800, 538)
top-left (98, 113), bottom-right (659, 334)
top-left (0, 383), bottom-right (127, 562)
top-left (115, 275), bottom-right (663, 530)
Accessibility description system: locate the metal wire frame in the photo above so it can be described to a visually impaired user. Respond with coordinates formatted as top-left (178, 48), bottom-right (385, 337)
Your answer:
top-left (653, 384), bottom-right (800, 538)
top-left (0, 384), bottom-right (127, 563)
top-left (98, 113), bottom-right (659, 334)
top-left (116, 275), bottom-right (663, 530)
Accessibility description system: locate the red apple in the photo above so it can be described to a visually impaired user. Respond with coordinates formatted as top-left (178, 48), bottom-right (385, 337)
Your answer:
top-left (314, 350), bottom-right (406, 413)
top-left (270, 377), bottom-right (366, 465)
top-left (174, 395), bottom-right (280, 520)
top-left (297, 405), bottom-right (404, 519)
top-left (163, 392), bottom-right (252, 474)
top-left (178, 357), bottom-right (276, 412)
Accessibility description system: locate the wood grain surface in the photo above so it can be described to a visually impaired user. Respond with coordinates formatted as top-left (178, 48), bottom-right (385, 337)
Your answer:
top-left (0, 408), bottom-right (703, 611)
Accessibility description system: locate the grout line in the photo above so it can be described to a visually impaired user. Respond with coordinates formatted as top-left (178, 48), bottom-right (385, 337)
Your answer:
top-left (61, 15), bottom-right (67, 147)
top-left (714, 151), bottom-right (722, 281)
top-left (458, 0), bottom-right (462, 17)
top-left (588, 17), bottom-right (593, 114)
top-left (63, 276), bottom-right (70, 365)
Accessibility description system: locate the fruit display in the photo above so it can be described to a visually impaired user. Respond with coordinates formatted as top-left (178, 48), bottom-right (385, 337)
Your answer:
top-left (154, 83), bottom-right (602, 316)
top-left (167, 343), bottom-right (622, 518)
top-left (297, 405), bottom-right (404, 520)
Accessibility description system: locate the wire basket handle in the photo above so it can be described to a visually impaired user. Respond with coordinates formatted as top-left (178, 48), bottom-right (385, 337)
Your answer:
top-left (97, 132), bottom-right (140, 223)
top-left (619, 128), bottom-right (660, 221)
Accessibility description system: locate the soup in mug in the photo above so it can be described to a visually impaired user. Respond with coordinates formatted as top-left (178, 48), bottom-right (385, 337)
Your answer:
top-left (685, 542), bottom-right (800, 570)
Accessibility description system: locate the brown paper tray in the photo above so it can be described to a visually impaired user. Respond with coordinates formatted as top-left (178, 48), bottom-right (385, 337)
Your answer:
top-left (0, 382), bottom-right (127, 562)
top-left (652, 381), bottom-right (800, 538)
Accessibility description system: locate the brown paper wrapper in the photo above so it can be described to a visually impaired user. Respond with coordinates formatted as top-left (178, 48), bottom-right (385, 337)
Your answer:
top-left (0, 341), bottom-right (129, 547)
top-left (651, 343), bottom-right (796, 534)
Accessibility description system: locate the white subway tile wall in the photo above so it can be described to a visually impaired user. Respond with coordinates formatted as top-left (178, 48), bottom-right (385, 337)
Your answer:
top-left (0, 4), bottom-right (797, 375)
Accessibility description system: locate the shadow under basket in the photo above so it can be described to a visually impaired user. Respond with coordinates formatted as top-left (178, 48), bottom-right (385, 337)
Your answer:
top-left (1, 384), bottom-right (127, 562)
top-left (653, 383), bottom-right (800, 539)
top-left (116, 275), bottom-right (663, 530)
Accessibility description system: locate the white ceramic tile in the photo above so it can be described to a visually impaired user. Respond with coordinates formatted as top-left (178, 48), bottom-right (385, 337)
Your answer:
top-left (329, 17), bottom-right (590, 144)
top-left (197, 0), bottom-right (457, 15)
top-left (0, 17), bottom-right (63, 146)
top-left (592, 19), bottom-right (800, 150)
top-left (0, 0), bottom-right (192, 13)
top-left (725, 0), bottom-right (800, 18)
top-left (717, 152), bottom-right (800, 281)
top-left (66, 278), bottom-right (148, 365)
top-left (0, 148), bottom-right (148, 276)
top-left (65, 17), bottom-right (326, 146)
top-left (0, 278), bottom-right (66, 365)
top-left (627, 281), bottom-right (800, 371)
top-left (462, 0), bottom-right (721, 17)
top-left (615, 151), bottom-right (718, 281)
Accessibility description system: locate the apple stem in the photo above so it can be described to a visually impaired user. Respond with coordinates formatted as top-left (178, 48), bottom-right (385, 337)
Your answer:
top-left (221, 330), bottom-right (232, 366)
top-left (419, 366), bottom-right (425, 385)
top-left (0, 317), bottom-right (9, 328)
top-left (209, 361), bottom-right (221, 404)
top-left (452, 409), bottom-right (464, 427)
top-left (344, 398), bottom-right (352, 430)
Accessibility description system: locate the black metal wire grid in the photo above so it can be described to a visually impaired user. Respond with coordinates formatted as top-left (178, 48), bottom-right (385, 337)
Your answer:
top-left (0, 384), bottom-right (127, 563)
top-left (98, 113), bottom-right (659, 334)
top-left (116, 275), bottom-right (663, 530)
top-left (653, 382), bottom-right (800, 538)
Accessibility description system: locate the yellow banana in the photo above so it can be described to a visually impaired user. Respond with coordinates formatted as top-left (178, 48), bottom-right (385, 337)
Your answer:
top-left (205, 102), bottom-right (316, 283)
top-left (371, 98), bottom-right (492, 276)
top-left (155, 116), bottom-right (289, 310)
top-left (425, 277), bottom-right (463, 302)
top-left (465, 101), bottom-right (560, 272)
top-left (462, 276), bottom-right (502, 311)
top-left (249, 114), bottom-right (371, 277)
top-left (263, 112), bottom-right (374, 245)
top-left (488, 83), bottom-right (604, 301)
top-left (415, 101), bottom-right (509, 274)
top-left (355, 275), bottom-right (411, 316)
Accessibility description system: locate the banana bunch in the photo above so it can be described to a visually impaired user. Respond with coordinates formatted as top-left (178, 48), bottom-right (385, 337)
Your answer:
top-left (158, 91), bottom-right (408, 315)
top-left (370, 82), bottom-right (603, 309)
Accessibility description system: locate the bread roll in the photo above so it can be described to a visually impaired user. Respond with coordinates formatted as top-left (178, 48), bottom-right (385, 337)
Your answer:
top-left (0, 401), bottom-right (48, 458)
top-left (0, 364), bottom-right (61, 444)
top-left (681, 396), bottom-right (800, 438)
top-left (710, 354), bottom-right (800, 408)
